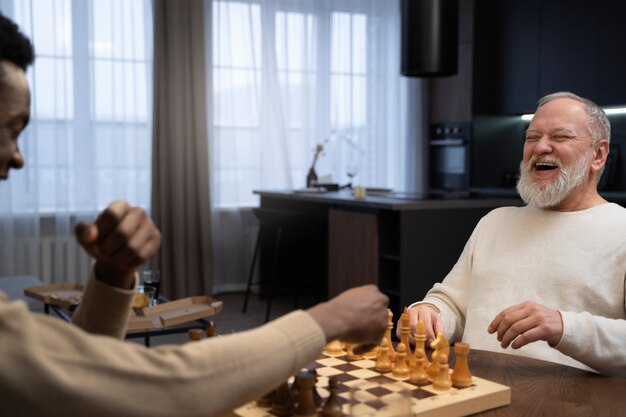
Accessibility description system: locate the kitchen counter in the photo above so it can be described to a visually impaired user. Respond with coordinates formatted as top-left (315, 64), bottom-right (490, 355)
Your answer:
top-left (255, 189), bottom-right (523, 211)
top-left (253, 189), bottom-right (523, 317)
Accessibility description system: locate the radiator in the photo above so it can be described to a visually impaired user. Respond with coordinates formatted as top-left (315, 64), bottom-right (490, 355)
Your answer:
top-left (0, 236), bottom-right (92, 285)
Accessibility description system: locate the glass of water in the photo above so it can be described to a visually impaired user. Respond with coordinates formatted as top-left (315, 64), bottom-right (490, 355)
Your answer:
top-left (141, 269), bottom-right (161, 305)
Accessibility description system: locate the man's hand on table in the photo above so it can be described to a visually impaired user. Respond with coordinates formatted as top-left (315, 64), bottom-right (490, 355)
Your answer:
top-left (488, 300), bottom-right (564, 349)
top-left (75, 200), bottom-right (162, 290)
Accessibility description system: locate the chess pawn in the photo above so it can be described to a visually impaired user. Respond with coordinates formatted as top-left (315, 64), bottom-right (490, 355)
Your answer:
top-left (325, 339), bottom-right (344, 354)
top-left (271, 382), bottom-right (296, 417)
top-left (375, 338), bottom-right (393, 373)
top-left (392, 342), bottom-right (411, 379)
top-left (187, 328), bottom-right (204, 341)
top-left (321, 377), bottom-right (342, 417)
top-left (409, 348), bottom-right (430, 386)
top-left (427, 332), bottom-right (449, 379)
top-left (206, 321), bottom-right (217, 337)
top-left (362, 344), bottom-right (378, 359)
top-left (451, 342), bottom-right (473, 388)
top-left (294, 371), bottom-right (317, 417)
top-left (432, 353), bottom-right (452, 391)
top-left (345, 343), bottom-right (363, 361)
top-left (384, 309), bottom-right (396, 361)
top-left (290, 375), bottom-right (300, 401)
top-left (311, 369), bottom-right (323, 406)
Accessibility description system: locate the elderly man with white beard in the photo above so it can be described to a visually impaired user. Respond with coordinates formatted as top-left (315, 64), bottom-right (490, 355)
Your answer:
top-left (401, 91), bottom-right (626, 377)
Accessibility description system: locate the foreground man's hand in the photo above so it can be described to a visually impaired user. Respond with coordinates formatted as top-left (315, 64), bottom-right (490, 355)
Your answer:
top-left (307, 285), bottom-right (389, 354)
top-left (75, 200), bottom-right (162, 289)
top-left (488, 300), bottom-right (563, 349)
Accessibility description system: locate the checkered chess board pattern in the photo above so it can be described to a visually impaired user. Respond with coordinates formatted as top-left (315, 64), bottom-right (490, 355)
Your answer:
top-left (234, 350), bottom-right (511, 417)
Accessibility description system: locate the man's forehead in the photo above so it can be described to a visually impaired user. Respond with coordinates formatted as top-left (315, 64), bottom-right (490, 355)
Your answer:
top-left (526, 125), bottom-right (578, 134)
top-left (529, 99), bottom-right (588, 132)
top-left (0, 61), bottom-right (30, 100)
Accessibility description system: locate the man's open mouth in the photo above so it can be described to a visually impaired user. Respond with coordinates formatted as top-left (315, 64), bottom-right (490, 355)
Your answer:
top-left (535, 162), bottom-right (559, 171)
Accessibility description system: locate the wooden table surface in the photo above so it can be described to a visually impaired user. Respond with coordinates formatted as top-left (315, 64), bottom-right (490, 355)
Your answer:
top-left (467, 349), bottom-right (626, 416)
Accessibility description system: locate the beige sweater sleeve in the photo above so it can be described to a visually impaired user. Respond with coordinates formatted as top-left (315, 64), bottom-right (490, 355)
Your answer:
top-left (1, 296), bottom-right (326, 417)
top-left (71, 266), bottom-right (138, 338)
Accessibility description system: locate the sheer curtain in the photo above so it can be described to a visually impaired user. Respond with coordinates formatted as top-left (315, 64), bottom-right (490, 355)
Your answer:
top-left (0, 0), bottom-right (153, 284)
top-left (208, 0), bottom-right (423, 292)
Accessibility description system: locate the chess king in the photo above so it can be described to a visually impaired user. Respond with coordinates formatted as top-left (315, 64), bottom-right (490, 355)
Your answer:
top-left (401, 91), bottom-right (626, 377)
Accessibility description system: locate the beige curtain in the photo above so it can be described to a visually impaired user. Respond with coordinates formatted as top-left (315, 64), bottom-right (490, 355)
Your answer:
top-left (151, 0), bottom-right (213, 298)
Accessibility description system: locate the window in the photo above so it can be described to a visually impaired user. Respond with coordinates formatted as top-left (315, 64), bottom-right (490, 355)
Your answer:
top-left (211, 0), bottom-right (404, 207)
top-left (1, 0), bottom-right (153, 214)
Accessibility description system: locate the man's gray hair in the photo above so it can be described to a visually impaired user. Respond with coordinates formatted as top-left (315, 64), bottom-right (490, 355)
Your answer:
top-left (537, 91), bottom-right (611, 145)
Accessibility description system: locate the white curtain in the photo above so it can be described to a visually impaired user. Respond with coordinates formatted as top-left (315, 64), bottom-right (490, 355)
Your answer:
top-left (208, 0), bottom-right (423, 293)
top-left (0, 0), bottom-right (153, 284)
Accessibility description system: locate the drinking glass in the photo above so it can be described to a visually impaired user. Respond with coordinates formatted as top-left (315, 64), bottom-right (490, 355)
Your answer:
top-left (346, 159), bottom-right (359, 187)
top-left (141, 269), bottom-right (161, 304)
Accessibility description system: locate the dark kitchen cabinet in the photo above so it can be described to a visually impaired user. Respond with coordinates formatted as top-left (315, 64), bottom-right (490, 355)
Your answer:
top-left (474, 0), bottom-right (626, 114)
top-left (598, 1), bottom-right (626, 105)
top-left (538, 0), bottom-right (599, 100)
top-left (473, 0), bottom-right (540, 114)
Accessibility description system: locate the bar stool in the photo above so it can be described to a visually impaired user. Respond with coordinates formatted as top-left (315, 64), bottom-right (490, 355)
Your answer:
top-left (242, 207), bottom-right (323, 322)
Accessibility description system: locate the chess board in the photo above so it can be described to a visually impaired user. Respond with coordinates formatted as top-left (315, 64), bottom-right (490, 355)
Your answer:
top-left (234, 348), bottom-right (511, 417)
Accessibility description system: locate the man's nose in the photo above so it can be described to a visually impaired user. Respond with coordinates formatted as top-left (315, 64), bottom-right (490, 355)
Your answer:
top-left (10, 149), bottom-right (24, 169)
top-left (532, 137), bottom-right (553, 154)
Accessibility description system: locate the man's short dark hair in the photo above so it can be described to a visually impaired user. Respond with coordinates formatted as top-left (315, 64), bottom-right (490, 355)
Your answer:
top-left (0, 12), bottom-right (34, 71)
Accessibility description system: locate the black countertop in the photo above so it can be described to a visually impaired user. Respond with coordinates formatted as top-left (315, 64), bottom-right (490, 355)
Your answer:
top-left (254, 189), bottom-right (523, 211)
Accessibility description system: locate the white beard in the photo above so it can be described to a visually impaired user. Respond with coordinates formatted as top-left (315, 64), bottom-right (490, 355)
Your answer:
top-left (516, 151), bottom-right (590, 209)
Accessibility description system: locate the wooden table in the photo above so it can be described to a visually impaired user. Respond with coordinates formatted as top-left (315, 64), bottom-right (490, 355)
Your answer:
top-left (466, 349), bottom-right (626, 416)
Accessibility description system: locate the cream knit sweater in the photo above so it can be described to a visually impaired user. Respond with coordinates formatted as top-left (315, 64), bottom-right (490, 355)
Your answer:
top-left (422, 203), bottom-right (626, 376)
top-left (0, 271), bottom-right (326, 417)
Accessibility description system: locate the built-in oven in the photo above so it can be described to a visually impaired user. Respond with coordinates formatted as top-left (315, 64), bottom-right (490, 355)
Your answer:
top-left (429, 122), bottom-right (471, 192)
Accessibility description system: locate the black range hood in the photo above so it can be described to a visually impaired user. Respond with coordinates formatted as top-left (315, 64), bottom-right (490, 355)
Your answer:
top-left (401, 0), bottom-right (459, 77)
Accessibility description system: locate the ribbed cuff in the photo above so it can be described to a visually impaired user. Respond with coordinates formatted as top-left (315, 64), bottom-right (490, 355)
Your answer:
top-left (552, 310), bottom-right (581, 352)
top-left (407, 301), bottom-right (442, 315)
top-left (71, 266), bottom-right (138, 339)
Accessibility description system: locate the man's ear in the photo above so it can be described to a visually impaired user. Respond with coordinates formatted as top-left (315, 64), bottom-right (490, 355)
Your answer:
top-left (590, 139), bottom-right (609, 174)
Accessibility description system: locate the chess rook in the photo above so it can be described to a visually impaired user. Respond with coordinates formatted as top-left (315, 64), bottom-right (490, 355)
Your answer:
top-left (452, 342), bottom-right (473, 388)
